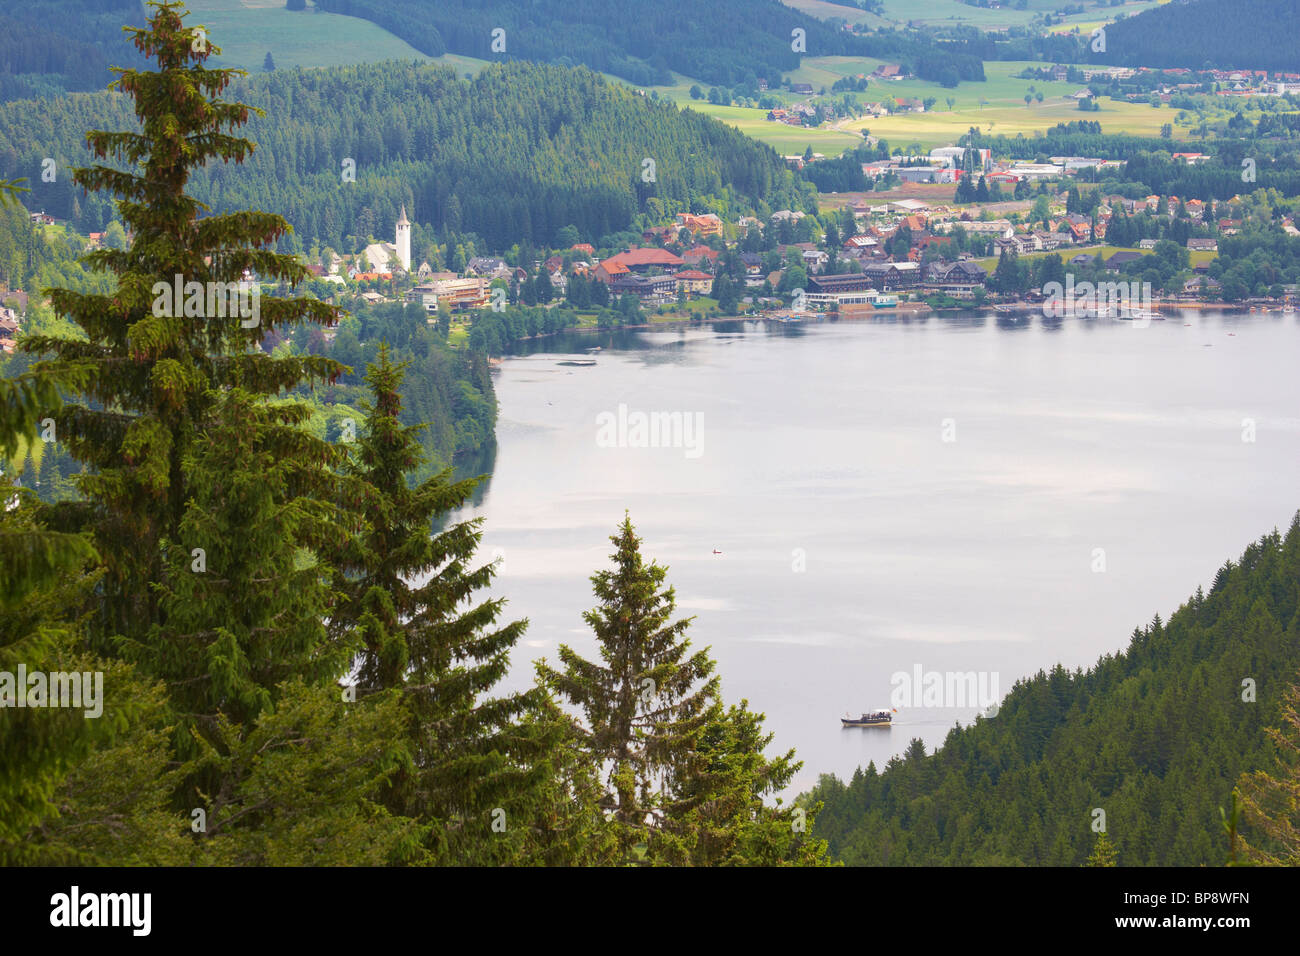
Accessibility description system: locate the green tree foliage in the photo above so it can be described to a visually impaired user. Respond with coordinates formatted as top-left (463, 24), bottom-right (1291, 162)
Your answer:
top-left (1208, 230), bottom-right (1300, 301)
top-left (539, 515), bottom-right (719, 859)
top-left (284, 299), bottom-right (498, 480)
top-left (0, 61), bottom-right (807, 252)
top-left (1, 3), bottom-right (834, 869)
top-left (1236, 676), bottom-right (1300, 864)
top-left (140, 389), bottom-right (348, 786)
top-left (0, 478), bottom-right (105, 856)
top-left (1093, 0), bottom-right (1300, 72)
top-left (1085, 832), bottom-right (1118, 867)
top-left (658, 698), bottom-right (831, 866)
top-left (539, 517), bottom-right (829, 865)
top-left (0, 1), bottom-right (147, 101)
top-left (21, 1), bottom-right (342, 649)
top-left (188, 679), bottom-right (418, 865)
top-left (310, 0), bottom-right (984, 88)
top-left (332, 345), bottom-right (564, 864)
top-left (6, 1), bottom-right (389, 851)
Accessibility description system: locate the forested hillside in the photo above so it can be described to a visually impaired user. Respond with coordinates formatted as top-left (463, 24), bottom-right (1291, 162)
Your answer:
top-left (1089, 0), bottom-right (1300, 72)
top-left (0, 0), bottom-right (146, 101)
top-left (808, 516), bottom-right (1300, 866)
top-left (313, 0), bottom-right (987, 88)
top-left (0, 60), bottom-right (808, 252)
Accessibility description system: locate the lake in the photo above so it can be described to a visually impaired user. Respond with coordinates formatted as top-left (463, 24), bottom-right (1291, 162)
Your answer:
top-left (460, 310), bottom-right (1300, 794)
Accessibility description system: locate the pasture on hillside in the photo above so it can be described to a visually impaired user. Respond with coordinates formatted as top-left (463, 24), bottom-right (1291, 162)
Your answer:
top-left (186, 0), bottom-right (486, 73)
top-left (641, 57), bottom-right (1180, 157)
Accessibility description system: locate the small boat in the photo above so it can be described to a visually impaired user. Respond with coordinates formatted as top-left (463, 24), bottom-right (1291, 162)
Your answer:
top-left (1120, 308), bottom-right (1163, 322)
top-left (557, 359), bottom-right (596, 367)
top-left (841, 708), bottom-right (894, 728)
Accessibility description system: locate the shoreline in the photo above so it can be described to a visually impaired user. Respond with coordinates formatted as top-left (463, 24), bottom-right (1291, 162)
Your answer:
top-left (496, 300), bottom-right (1272, 343)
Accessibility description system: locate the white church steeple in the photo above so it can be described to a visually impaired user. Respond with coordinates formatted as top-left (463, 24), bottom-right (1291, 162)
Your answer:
top-left (395, 204), bottom-right (411, 272)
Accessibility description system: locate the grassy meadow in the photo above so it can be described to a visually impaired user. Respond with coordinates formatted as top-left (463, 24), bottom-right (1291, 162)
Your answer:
top-left (643, 57), bottom-right (1181, 158)
top-left (186, 0), bottom-right (485, 74)
top-left (781, 0), bottom-right (1164, 32)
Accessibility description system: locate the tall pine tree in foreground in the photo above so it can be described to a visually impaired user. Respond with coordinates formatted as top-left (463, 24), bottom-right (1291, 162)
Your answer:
top-left (0, 179), bottom-right (188, 865)
top-left (11, 1), bottom-right (403, 852)
top-left (333, 345), bottom-right (561, 864)
top-left (22, 0), bottom-right (343, 657)
top-left (539, 515), bottom-right (720, 861)
top-left (540, 515), bottom-right (825, 864)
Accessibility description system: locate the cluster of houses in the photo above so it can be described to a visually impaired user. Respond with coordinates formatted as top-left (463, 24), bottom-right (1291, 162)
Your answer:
top-left (1039, 64), bottom-right (1297, 98)
top-left (399, 213), bottom-right (730, 313)
top-left (859, 146), bottom-right (1134, 187)
top-left (13, 148), bottom-right (1294, 334)
top-left (365, 172), bottom-right (1299, 318)
top-left (1146, 67), bottom-right (1297, 98)
top-left (0, 302), bottom-right (24, 355)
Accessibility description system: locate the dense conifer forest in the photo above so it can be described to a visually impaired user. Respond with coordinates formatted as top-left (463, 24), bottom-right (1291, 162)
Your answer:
top-left (0, 1), bottom-right (146, 101)
top-left (313, 0), bottom-right (987, 88)
top-left (0, 60), bottom-right (811, 252)
top-left (1086, 0), bottom-right (1300, 73)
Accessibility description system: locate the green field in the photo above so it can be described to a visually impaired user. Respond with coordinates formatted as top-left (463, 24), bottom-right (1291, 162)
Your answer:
top-left (781, 0), bottom-right (1164, 32)
top-left (834, 60), bottom-right (1180, 150)
top-left (186, 0), bottom-right (486, 74)
top-left (641, 57), bottom-right (1182, 157)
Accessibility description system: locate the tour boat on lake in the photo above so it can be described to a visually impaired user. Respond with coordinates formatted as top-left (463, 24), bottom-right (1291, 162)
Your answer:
top-left (1119, 308), bottom-right (1163, 321)
top-left (841, 709), bottom-right (894, 727)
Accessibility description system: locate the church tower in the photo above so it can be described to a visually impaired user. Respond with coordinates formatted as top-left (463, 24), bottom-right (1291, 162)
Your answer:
top-left (395, 204), bottom-right (411, 272)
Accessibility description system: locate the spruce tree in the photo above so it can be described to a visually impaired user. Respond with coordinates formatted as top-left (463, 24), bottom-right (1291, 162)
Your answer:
top-left (656, 698), bottom-right (831, 866)
top-left (139, 389), bottom-right (348, 771)
top-left (333, 344), bottom-right (558, 863)
top-left (1085, 831), bottom-right (1119, 866)
top-left (0, 478), bottom-right (104, 858)
top-left (10, 3), bottom-right (395, 850)
top-left (189, 678), bottom-right (419, 866)
top-left (0, 187), bottom-right (178, 864)
top-left (21, 0), bottom-right (344, 656)
top-left (538, 514), bottom-right (719, 861)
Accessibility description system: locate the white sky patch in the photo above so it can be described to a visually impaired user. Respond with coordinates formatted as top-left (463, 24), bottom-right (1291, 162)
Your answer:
top-left (675, 596), bottom-right (733, 612)
top-left (873, 623), bottom-right (1035, 645)
top-left (746, 630), bottom-right (851, 648)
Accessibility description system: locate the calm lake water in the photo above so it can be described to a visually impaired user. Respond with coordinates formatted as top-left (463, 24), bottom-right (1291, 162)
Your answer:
top-left (460, 310), bottom-right (1300, 794)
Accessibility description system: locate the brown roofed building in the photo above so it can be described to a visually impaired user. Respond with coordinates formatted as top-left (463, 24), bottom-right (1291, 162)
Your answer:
top-left (602, 247), bottom-right (686, 272)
